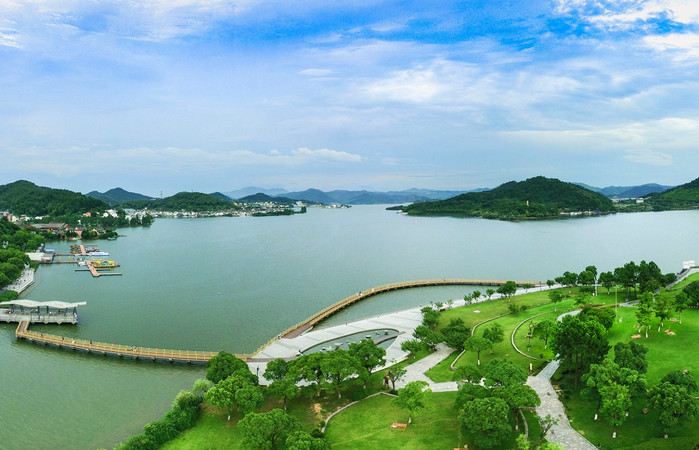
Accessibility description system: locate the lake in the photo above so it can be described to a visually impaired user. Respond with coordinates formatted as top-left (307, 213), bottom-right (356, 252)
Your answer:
top-left (1, 206), bottom-right (697, 449)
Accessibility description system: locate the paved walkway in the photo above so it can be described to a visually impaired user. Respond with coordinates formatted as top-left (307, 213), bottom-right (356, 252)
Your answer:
top-left (527, 360), bottom-right (597, 449)
top-left (249, 283), bottom-right (598, 447)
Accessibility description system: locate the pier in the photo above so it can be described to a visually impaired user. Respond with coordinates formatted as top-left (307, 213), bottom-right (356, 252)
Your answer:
top-left (82, 260), bottom-right (122, 277)
top-left (0, 299), bottom-right (85, 324)
top-left (12, 278), bottom-right (538, 364)
top-left (15, 321), bottom-right (220, 363)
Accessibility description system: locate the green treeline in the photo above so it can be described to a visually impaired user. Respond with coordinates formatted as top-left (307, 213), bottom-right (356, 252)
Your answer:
top-left (0, 180), bottom-right (108, 217)
top-left (121, 192), bottom-right (237, 212)
top-left (403, 176), bottom-right (615, 220)
top-left (644, 176), bottom-right (699, 210)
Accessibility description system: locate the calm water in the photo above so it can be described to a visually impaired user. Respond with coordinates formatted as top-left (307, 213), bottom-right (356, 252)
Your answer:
top-left (1, 206), bottom-right (698, 449)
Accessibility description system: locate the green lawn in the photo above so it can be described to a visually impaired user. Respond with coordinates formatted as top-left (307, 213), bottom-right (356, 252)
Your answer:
top-left (324, 392), bottom-right (462, 449)
top-left (427, 294), bottom-right (579, 382)
top-left (559, 307), bottom-right (699, 448)
top-left (668, 272), bottom-right (699, 290)
top-left (605, 307), bottom-right (699, 384)
top-left (161, 407), bottom-right (244, 449)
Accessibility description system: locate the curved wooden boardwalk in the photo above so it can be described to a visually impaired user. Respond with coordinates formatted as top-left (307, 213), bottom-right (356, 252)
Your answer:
top-left (15, 278), bottom-right (538, 364)
top-left (271, 278), bottom-right (538, 346)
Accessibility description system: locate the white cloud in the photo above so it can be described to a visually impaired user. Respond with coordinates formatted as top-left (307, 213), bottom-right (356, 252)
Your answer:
top-left (291, 147), bottom-right (362, 162)
top-left (624, 149), bottom-right (673, 165)
top-left (299, 68), bottom-right (335, 76)
top-left (554, 0), bottom-right (699, 30)
top-left (644, 32), bottom-right (699, 58)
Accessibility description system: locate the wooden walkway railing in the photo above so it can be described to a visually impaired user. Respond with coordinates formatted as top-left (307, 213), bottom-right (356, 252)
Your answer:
top-left (15, 321), bottom-right (234, 363)
top-left (252, 278), bottom-right (538, 355)
top-left (15, 278), bottom-right (538, 363)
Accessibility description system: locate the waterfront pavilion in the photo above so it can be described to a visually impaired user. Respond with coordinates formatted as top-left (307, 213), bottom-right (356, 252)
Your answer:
top-left (0, 299), bottom-right (87, 324)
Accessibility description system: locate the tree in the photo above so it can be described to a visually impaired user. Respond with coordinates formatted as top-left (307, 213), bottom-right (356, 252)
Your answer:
top-left (441, 318), bottom-right (471, 351)
top-left (560, 271), bottom-right (578, 293)
top-left (647, 382), bottom-right (699, 438)
top-left (285, 430), bottom-right (330, 450)
top-left (459, 397), bottom-right (511, 448)
top-left (472, 290), bottom-right (482, 302)
top-left (386, 367), bottom-right (407, 391)
top-left (684, 280), bottom-right (699, 306)
top-left (420, 306), bottom-right (441, 328)
top-left (494, 384), bottom-right (540, 431)
top-left (548, 290), bottom-right (565, 312)
top-left (320, 349), bottom-right (359, 398)
top-left (522, 283), bottom-right (534, 293)
top-left (454, 382), bottom-right (488, 410)
top-left (577, 269), bottom-right (595, 287)
top-left (653, 291), bottom-right (674, 331)
top-left (482, 323), bottom-right (504, 355)
top-left (464, 336), bottom-right (491, 365)
top-left (599, 382), bottom-right (631, 438)
top-left (236, 385), bottom-right (264, 415)
top-left (412, 324), bottom-right (441, 351)
top-left (464, 293), bottom-right (472, 305)
top-left (400, 339), bottom-right (423, 358)
top-left (192, 378), bottom-right (214, 398)
top-left (538, 414), bottom-right (559, 446)
top-left (238, 408), bottom-right (302, 450)
top-left (497, 280), bottom-right (517, 299)
top-left (206, 351), bottom-right (249, 384)
top-left (268, 378), bottom-right (299, 411)
top-left (485, 288), bottom-right (495, 300)
top-left (673, 291), bottom-right (690, 325)
top-left (532, 320), bottom-right (554, 349)
top-left (579, 306), bottom-right (615, 330)
top-left (483, 358), bottom-right (528, 387)
top-left (635, 292), bottom-right (654, 338)
top-left (613, 341), bottom-right (648, 374)
top-left (660, 370), bottom-right (698, 394)
top-left (598, 271), bottom-right (616, 294)
top-left (264, 358), bottom-right (289, 382)
top-left (392, 381), bottom-right (431, 424)
top-left (455, 363), bottom-right (482, 383)
top-left (349, 338), bottom-right (386, 377)
top-left (550, 314), bottom-right (609, 389)
top-left (290, 353), bottom-right (325, 397)
top-left (546, 279), bottom-right (555, 289)
top-left (205, 382), bottom-right (237, 420)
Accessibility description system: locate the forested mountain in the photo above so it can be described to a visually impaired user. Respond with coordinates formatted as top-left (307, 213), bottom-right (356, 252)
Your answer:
top-left (120, 192), bottom-right (235, 212)
top-left (237, 193), bottom-right (299, 205)
top-left (402, 176), bottom-right (615, 220)
top-left (279, 189), bottom-right (337, 204)
top-left (86, 187), bottom-right (153, 205)
top-left (576, 182), bottom-right (673, 198)
top-left (0, 180), bottom-right (108, 216)
top-left (644, 177), bottom-right (699, 210)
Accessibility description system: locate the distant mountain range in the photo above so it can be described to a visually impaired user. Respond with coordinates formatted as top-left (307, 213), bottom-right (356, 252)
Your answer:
top-left (87, 182), bottom-right (680, 208)
top-left (574, 183), bottom-right (674, 199)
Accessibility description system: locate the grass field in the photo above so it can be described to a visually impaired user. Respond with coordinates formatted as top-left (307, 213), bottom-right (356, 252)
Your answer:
top-left (559, 307), bottom-right (699, 448)
top-left (162, 288), bottom-right (699, 449)
top-left (324, 392), bottom-right (462, 449)
top-left (668, 272), bottom-right (699, 290)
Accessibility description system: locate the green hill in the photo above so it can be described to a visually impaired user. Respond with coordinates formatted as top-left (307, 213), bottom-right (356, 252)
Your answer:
top-left (238, 193), bottom-right (298, 205)
top-left (121, 192), bottom-right (235, 212)
top-left (644, 177), bottom-right (699, 210)
top-left (402, 176), bottom-right (615, 220)
top-left (0, 180), bottom-right (108, 216)
top-left (86, 187), bottom-right (153, 205)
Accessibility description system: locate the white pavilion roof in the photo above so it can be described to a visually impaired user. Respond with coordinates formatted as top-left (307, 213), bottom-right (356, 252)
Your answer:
top-left (0, 299), bottom-right (86, 308)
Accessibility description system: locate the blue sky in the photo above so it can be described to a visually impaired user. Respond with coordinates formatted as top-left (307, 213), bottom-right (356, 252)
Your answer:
top-left (1, 0), bottom-right (698, 196)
